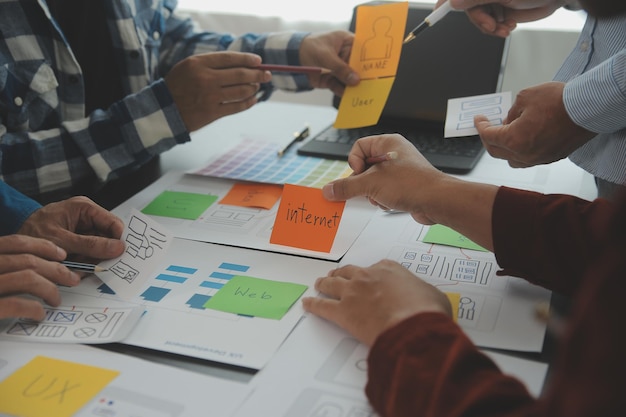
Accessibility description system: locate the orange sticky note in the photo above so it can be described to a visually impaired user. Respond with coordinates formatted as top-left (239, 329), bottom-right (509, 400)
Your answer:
top-left (220, 182), bottom-right (283, 209)
top-left (0, 356), bottom-right (119, 417)
top-left (336, 1), bottom-right (408, 129)
top-left (270, 184), bottom-right (346, 252)
top-left (349, 2), bottom-right (409, 80)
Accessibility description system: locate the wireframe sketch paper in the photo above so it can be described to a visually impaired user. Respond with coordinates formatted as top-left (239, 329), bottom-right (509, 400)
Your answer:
top-left (96, 209), bottom-right (173, 300)
top-left (114, 171), bottom-right (376, 262)
top-left (0, 304), bottom-right (144, 344)
top-left (339, 210), bottom-right (550, 352)
top-left (59, 237), bottom-right (336, 369)
top-left (445, 91), bottom-right (512, 138)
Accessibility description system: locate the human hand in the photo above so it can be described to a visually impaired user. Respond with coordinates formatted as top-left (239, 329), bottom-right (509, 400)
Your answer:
top-left (302, 260), bottom-right (452, 346)
top-left (322, 134), bottom-right (447, 224)
top-left (322, 134), bottom-right (498, 250)
top-left (165, 52), bottom-right (272, 131)
top-left (17, 196), bottom-right (125, 262)
top-left (0, 235), bottom-right (81, 321)
top-left (475, 82), bottom-right (596, 167)
top-left (299, 31), bottom-right (360, 97)
top-left (442, 0), bottom-right (563, 37)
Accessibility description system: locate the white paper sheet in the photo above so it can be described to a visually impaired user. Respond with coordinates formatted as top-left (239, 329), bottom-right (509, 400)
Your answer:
top-left (0, 304), bottom-right (144, 344)
top-left (235, 314), bottom-right (548, 417)
top-left (340, 210), bottom-right (550, 352)
top-left (113, 171), bottom-right (376, 261)
top-left (445, 92), bottom-right (512, 138)
top-left (60, 237), bottom-right (336, 369)
top-left (0, 341), bottom-right (251, 417)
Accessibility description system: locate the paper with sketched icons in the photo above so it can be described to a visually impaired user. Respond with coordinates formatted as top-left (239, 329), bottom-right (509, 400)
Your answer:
top-left (0, 305), bottom-right (145, 344)
top-left (96, 209), bottom-right (173, 300)
top-left (444, 92), bottom-right (512, 138)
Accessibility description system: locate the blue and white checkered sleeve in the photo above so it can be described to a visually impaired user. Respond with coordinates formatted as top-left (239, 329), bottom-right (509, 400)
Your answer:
top-left (0, 80), bottom-right (188, 198)
top-left (158, 10), bottom-right (312, 97)
top-left (0, 181), bottom-right (42, 236)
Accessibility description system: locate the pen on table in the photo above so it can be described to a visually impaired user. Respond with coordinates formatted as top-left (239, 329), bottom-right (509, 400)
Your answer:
top-left (257, 64), bottom-right (331, 75)
top-left (61, 261), bottom-right (108, 273)
top-left (365, 151), bottom-right (398, 164)
top-left (403, 0), bottom-right (454, 44)
top-left (277, 125), bottom-right (310, 157)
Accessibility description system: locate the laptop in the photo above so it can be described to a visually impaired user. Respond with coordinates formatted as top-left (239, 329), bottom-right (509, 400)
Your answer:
top-left (297, 1), bottom-right (509, 173)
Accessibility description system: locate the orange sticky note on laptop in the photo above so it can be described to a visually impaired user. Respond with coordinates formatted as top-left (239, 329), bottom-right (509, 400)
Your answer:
top-left (270, 184), bottom-right (346, 252)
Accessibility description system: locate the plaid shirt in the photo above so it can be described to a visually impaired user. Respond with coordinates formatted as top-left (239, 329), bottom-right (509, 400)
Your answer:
top-left (0, 181), bottom-right (41, 236)
top-left (0, 0), bottom-right (310, 200)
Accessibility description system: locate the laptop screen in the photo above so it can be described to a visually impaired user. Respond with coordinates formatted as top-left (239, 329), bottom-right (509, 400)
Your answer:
top-left (336, 1), bottom-right (509, 126)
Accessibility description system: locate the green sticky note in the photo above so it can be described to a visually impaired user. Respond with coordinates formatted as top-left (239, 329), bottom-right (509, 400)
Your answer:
top-left (203, 276), bottom-right (308, 320)
top-left (142, 191), bottom-right (217, 220)
top-left (423, 224), bottom-right (488, 252)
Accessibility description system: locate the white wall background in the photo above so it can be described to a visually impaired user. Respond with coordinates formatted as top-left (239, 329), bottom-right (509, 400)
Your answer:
top-left (176, 1), bottom-right (587, 105)
top-left (177, 0), bottom-right (586, 29)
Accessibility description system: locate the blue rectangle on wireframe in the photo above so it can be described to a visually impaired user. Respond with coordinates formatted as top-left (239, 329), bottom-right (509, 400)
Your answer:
top-left (186, 293), bottom-right (211, 309)
top-left (200, 281), bottom-right (224, 289)
top-left (141, 286), bottom-right (170, 302)
top-left (218, 262), bottom-right (249, 272)
top-left (210, 272), bottom-right (235, 280)
top-left (97, 283), bottom-right (116, 295)
top-left (166, 265), bottom-right (197, 274)
top-left (156, 273), bottom-right (187, 284)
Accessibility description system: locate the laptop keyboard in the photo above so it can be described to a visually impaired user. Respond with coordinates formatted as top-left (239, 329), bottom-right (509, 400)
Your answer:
top-left (310, 124), bottom-right (483, 156)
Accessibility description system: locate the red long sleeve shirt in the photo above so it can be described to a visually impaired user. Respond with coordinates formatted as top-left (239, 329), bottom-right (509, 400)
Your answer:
top-left (366, 186), bottom-right (626, 417)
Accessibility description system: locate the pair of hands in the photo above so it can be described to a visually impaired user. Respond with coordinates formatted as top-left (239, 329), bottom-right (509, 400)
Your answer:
top-left (1, 197), bottom-right (125, 321)
top-left (165, 30), bottom-right (358, 132)
top-left (303, 134), bottom-right (498, 346)
top-left (439, 0), bottom-right (596, 168)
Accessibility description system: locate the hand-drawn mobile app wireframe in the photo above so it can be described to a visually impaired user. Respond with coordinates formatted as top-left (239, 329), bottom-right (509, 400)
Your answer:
top-left (97, 209), bottom-right (173, 299)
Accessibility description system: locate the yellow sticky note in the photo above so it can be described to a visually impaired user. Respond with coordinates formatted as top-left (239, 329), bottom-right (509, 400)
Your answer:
top-left (445, 292), bottom-right (461, 322)
top-left (0, 356), bottom-right (119, 417)
top-left (270, 184), bottom-right (346, 253)
top-left (334, 77), bottom-right (395, 128)
top-left (220, 182), bottom-right (283, 209)
top-left (350, 2), bottom-right (409, 79)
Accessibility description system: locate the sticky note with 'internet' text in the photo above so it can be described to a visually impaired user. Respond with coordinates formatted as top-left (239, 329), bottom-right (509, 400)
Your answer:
top-left (270, 184), bottom-right (346, 252)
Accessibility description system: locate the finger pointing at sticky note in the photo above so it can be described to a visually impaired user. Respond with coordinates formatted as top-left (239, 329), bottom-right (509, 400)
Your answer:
top-left (270, 184), bottom-right (346, 253)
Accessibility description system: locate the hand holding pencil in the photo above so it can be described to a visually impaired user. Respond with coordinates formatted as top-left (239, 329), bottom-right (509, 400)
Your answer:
top-left (0, 234), bottom-right (82, 321)
top-left (296, 31), bottom-right (360, 97)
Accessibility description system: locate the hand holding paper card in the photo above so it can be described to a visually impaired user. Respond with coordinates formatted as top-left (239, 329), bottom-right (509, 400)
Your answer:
top-left (444, 92), bottom-right (512, 138)
top-left (270, 184), bottom-right (346, 253)
top-left (97, 209), bottom-right (173, 299)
